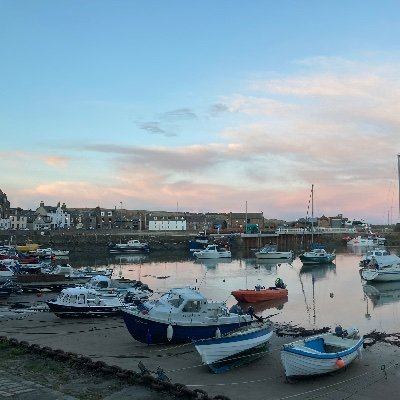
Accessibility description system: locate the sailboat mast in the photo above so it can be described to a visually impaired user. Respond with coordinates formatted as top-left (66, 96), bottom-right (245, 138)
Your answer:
top-left (311, 184), bottom-right (314, 244)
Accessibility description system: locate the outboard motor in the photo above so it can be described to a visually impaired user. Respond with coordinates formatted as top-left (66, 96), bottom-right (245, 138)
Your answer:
top-left (229, 304), bottom-right (244, 315)
top-left (335, 325), bottom-right (343, 337)
top-left (247, 306), bottom-right (255, 317)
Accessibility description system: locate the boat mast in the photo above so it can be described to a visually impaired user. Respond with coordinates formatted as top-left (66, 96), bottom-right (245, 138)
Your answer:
top-left (311, 184), bottom-right (314, 244)
top-left (398, 154), bottom-right (400, 220)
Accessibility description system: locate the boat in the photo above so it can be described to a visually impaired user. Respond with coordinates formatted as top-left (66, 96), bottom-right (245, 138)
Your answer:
top-left (189, 232), bottom-right (209, 252)
top-left (231, 278), bottom-right (288, 303)
top-left (121, 287), bottom-right (253, 344)
top-left (193, 320), bottom-right (273, 373)
top-left (299, 185), bottom-right (336, 265)
top-left (361, 262), bottom-right (400, 282)
top-left (359, 248), bottom-right (400, 269)
top-left (42, 264), bottom-right (113, 279)
top-left (346, 235), bottom-right (386, 247)
top-left (193, 244), bottom-right (231, 259)
top-left (85, 275), bottom-right (153, 302)
top-left (108, 239), bottom-right (150, 254)
top-left (299, 247), bottom-right (336, 265)
top-left (280, 327), bottom-right (364, 379)
top-left (15, 243), bottom-right (40, 252)
top-left (254, 245), bottom-right (293, 261)
top-left (46, 286), bottom-right (128, 317)
top-left (52, 249), bottom-right (70, 257)
top-left (0, 263), bottom-right (16, 283)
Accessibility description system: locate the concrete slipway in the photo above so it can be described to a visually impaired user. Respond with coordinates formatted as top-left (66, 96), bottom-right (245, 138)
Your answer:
top-left (1, 295), bottom-right (400, 400)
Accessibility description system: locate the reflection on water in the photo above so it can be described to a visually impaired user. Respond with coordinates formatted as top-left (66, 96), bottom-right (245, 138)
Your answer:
top-left (237, 297), bottom-right (288, 314)
top-left (299, 263), bottom-right (337, 281)
top-left (61, 247), bottom-right (400, 334)
top-left (363, 281), bottom-right (400, 307)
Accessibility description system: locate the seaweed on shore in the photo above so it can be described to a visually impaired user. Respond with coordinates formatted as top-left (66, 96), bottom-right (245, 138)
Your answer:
top-left (274, 322), bottom-right (330, 337)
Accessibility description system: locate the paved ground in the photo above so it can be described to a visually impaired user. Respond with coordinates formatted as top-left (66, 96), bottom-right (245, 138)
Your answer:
top-left (2, 294), bottom-right (400, 399)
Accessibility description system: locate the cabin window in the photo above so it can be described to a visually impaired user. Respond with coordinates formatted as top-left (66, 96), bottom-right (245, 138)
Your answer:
top-left (169, 297), bottom-right (184, 307)
top-left (70, 295), bottom-right (77, 304)
top-left (182, 300), bottom-right (201, 313)
top-left (78, 294), bottom-right (85, 304)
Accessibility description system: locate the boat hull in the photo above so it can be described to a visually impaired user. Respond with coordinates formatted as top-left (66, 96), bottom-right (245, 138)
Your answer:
top-left (255, 252), bottom-right (293, 261)
top-left (231, 288), bottom-right (288, 303)
top-left (299, 255), bottom-right (336, 264)
top-left (46, 302), bottom-right (125, 318)
top-left (280, 334), bottom-right (364, 378)
top-left (361, 268), bottom-right (400, 282)
top-left (194, 322), bottom-right (273, 373)
top-left (122, 310), bottom-right (251, 344)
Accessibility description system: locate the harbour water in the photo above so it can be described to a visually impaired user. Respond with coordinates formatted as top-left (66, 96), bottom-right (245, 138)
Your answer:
top-left (66, 245), bottom-right (400, 336)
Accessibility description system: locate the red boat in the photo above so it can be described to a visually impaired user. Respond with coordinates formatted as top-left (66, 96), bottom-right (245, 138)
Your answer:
top-left (231, 279), bottom-right (288, 303)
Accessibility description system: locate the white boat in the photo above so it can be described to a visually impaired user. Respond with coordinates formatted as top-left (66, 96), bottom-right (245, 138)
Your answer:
top-left (194, 320), bottom-right (273, 373)
top-left (42, 264), bottom-right (113, 279)
top-left (193, 244), bottom-right (231, 259)
top-left (0, 263), bottom-right (16, 283)
top-left (122, 287), bottom-right (253, 344)
top-left (46, 287), bottom-right (128, 318)
top-left (280, 327), bottom-right (364, 379)
top-left (361, 262), bottom-right (400, 282)
top-left (52, 249), bottom-right (70, 257)
top-left (108, 239), bottom-right (150, 253)
top-left (347, 235), bottom-right (386, 247)
top-left (85, 275), bottom-right (153, 302)
top-left (359, 248), bottom-right (400, 269)
top-left (254, 245), bottom-right (293, 261)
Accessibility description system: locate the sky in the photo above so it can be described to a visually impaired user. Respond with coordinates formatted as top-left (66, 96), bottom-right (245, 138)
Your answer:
top-left (1, 1), bottom-right (400, 224)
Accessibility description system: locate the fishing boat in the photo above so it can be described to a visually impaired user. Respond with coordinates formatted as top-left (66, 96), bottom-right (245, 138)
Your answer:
top-left (231, 278), bottom-right (288, 303)
top-left (254, 245), bottom-right (293, 261)
top-left (108, 239), bottom-right (150, 253)
top-left (46, 287), bottom-right (128, 318)
top-left (280, 327), bottom-right (364, 379)
top-left (193, 320), bottom-right (273, 373)
top-left (299, 185), bottom-right (336, 265)
top-left (121, 287), bottom-right (253, 344)
top-left (361, 262), bottom-right (400, 282)
top-left (193, 244), bottom-right (231, 259)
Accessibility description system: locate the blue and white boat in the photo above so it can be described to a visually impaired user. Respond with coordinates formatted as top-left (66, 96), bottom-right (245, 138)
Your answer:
top-left (194, 320), bottom-right (273, 373)
top-left (121, 287), bottom-right (253, 344)
top-left (361, 262), bottom-right (400, 282)
top-left (280, 327), bottom-right (363, 379)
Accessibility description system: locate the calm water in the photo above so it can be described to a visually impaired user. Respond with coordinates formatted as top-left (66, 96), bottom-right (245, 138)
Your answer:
top-left (67, 246), bottom-right (400, 335)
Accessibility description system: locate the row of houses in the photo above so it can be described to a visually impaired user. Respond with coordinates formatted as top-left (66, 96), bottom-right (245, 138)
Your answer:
top-left (0, 189), bottom-right (365, 233)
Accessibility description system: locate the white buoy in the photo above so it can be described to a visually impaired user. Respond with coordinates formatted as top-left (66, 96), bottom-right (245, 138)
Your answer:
top-left (215, 327), bottom-right (221, 338)
top-left (167, 324), bottom-right (173, 341)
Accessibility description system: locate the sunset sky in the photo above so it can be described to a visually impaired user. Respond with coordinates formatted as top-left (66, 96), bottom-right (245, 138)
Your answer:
top-left (1, 1), bottom-right (400, 224)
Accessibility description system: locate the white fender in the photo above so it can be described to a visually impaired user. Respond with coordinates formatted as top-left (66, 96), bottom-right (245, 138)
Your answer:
top-left (167, 324), bottom-right (173, 341)
top-left (215, 327), bottom-right (221, 338)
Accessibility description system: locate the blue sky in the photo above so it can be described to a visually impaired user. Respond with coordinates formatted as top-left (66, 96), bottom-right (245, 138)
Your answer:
top-left (1, 1), bottom-right (400, 224)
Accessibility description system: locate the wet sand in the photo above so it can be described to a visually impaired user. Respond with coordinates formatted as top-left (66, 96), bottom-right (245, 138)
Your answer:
top-left (1, 293), bottom-right (400, 400)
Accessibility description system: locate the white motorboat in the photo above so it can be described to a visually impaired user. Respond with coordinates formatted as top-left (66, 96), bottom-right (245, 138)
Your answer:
top-left (254, 245), bottom-right (293, 261)
top-left (361, 262), bottom-right (400, 282)
top-left (359, 248), bottom-right (400, 269)
top-left (194, 320), bottom-right (273, 373)
top-left (108, 239), bottom-right (150, 253)
top-left (121, 287), bottom-right (253, 344)
top-left (193, 244), bottom-right (231, 259)
top-left (280, 327), bottom-right (363, 379)
top-left (46, 287), bottom-right (128, 318)
top-left (0, 263), bottom-right (16, 283)
top-left (347, 235), bottom-right (386, 247)
top-left (85, 275), bottom-right (153, 302)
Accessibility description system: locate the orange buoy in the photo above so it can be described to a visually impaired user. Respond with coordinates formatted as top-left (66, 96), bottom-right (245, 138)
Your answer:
top-left (336, 358), bottom-right (345, 368)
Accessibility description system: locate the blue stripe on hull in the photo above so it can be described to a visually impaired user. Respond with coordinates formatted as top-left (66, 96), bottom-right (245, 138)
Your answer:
top-left (122, 312), bottom-right (251, 344)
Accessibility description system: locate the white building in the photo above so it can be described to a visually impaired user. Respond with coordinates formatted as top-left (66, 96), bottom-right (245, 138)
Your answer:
top-left (148, 215), bottom-right (187, 231)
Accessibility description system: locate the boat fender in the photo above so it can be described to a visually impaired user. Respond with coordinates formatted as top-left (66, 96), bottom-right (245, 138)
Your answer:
top-left (335, 358), bottom-right (345, 368)
top-left (215, 327), bottom-right (221, 338)
top-left (167, 324), bottom-right (173, 341)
